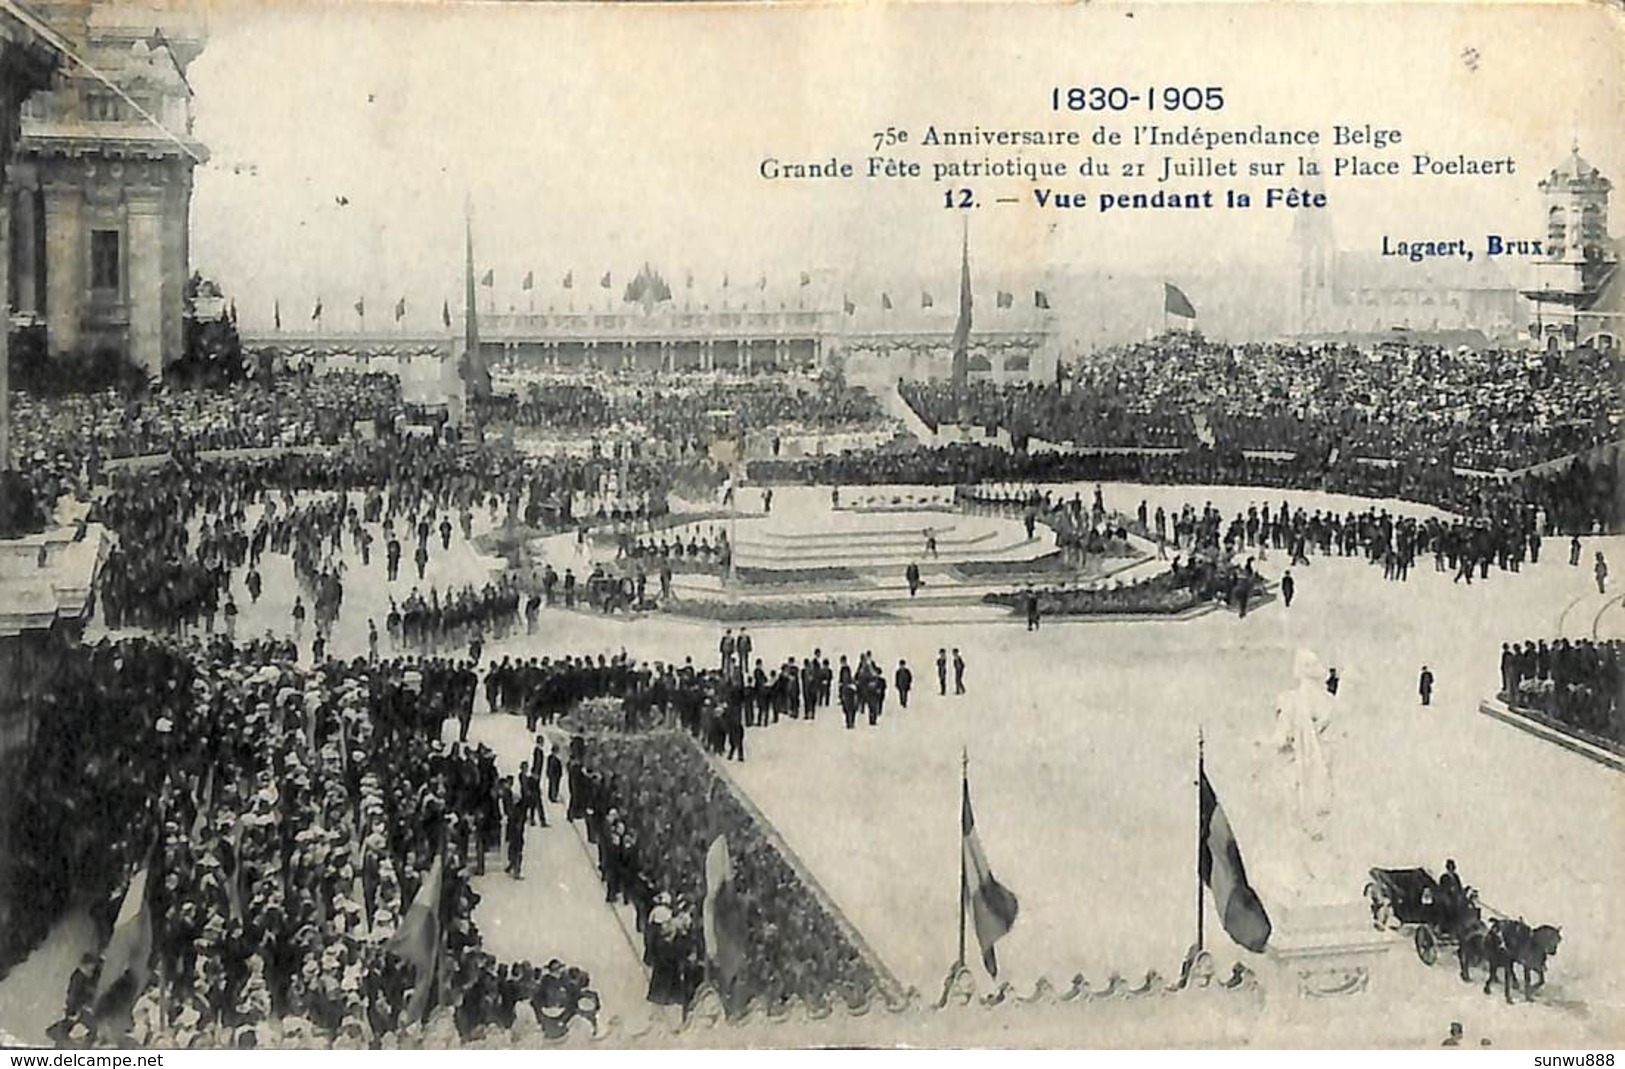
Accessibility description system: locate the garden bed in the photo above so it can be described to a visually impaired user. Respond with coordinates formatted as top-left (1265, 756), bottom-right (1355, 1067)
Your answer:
top-left (734, 565), bottom-right (862, 586)
top-left (663, 596), bottom-right (889, 623)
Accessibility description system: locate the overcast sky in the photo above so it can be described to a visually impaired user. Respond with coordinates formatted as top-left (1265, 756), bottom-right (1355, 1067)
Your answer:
top-left (182, 1), bottom-right (1625, 332)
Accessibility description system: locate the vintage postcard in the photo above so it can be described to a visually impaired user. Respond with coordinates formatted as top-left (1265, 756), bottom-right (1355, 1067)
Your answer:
top-left (0, 0), bottom-right (1620, 1054)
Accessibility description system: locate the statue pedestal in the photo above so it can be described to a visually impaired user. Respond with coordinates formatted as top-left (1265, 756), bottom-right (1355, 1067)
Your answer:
top-left (1263, 900), bottom-right (1393, 999)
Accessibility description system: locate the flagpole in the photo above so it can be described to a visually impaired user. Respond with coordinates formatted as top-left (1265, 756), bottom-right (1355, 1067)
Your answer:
top-left (1196, 726), bottom-right (1205, 953)
top-left (957, 746), bottom-right (968, 970)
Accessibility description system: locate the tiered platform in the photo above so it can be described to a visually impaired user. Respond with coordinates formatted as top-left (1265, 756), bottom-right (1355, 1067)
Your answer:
top-left (667, 508), bottom-right (1055, 573)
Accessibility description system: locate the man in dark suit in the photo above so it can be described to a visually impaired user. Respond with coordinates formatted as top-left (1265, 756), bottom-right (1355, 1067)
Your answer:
top-left (895, 660), bottom-right (913, 708)
top-left (519, 761), bottom-right (546, 827)
top-left (952, 649), bottom-right (966, 695)
top-left (937, 649), bottom-right (948, 696)
top-left (545, 745), bottom-right (564, 803)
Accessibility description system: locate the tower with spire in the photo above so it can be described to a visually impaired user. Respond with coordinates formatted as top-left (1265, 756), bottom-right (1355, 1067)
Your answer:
top-left (1524, 143), bottom-right (1620, 350)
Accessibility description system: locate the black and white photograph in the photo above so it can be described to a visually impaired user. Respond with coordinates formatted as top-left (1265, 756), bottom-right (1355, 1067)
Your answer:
top-left (0, 0), bottom-right (1621, 1053)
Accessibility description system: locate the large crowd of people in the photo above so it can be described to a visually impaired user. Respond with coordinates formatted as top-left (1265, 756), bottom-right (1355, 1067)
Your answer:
top-left (1500, 639), bottom-right (1623, 746)
top-left (9, 636), bottom-right (599, 1048)
top-left (478, 371), bottom-right (887, 448)
top-left (753, 442), bottom-right (1620, 540)
top-left (903, 336), bottom-right (1622, 472)
top-left (4, 322), bottom-right (1621, 1047)
top-left (572, 733), bottom-right (880, 1009)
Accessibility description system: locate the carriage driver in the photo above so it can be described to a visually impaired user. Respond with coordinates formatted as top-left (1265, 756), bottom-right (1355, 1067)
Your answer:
top-left (1438, 859), bottom-right (1466, 922)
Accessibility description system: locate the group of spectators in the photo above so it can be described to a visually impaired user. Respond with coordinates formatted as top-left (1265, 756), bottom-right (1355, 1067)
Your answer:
top-left (1500, 639), bottom-right (1623, 746)
top-left (752, 441), bottom-right (1619, 543)
top-left (571, 732), bottom-right (880, 1009)
top-left (9, 635), bottom-right (598, 1049)
top-left (385, 583), bottom-right (525, 654)
top-left (479, 371), bottom-right (887, 447)
top-left (902, 337), bottom-right (1621, 472)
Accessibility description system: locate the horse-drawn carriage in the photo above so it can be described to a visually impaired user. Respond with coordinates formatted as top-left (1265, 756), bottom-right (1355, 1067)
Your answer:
top-left (1365, 866), bottom-right (1482, 965)
top-left (1365, 865), bottom-right (1562, 1002)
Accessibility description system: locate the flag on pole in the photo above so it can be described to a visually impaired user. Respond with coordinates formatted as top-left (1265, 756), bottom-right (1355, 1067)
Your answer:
top-left (273, 300), bottom-right (281, 331)
top-left (962, 774), bottom-right (1018, 978)
top-left (479, 269), bottom-right (494, 288)
top-left (703, 834), bottom-right (747, 988)
top-left (950, 222), bottom-right (974, 393)
top-left (395, 297), bottom-right (407, 322)
top-left (799, 271), bottom-right (811, 287)
top-left (921, 291), bottom-right (934, 309)
top-left (90, 863), bottom-right (155, 1034)
top-left (600, 271), bottom-right (612, 289)
top-left (881, 292), bottom-right (893, 311)
top-left (722, 273), bottom-right (730, 289)
top-left (1034, 290), bottom-right (1051, 310)
top-left (388, 847), bottom-right (446, 1022)
top-left (442, 299), bottom-right (451, 328)
top-left (843, 296), bottom-right (856, 316)
top-left (463, 204), bottom-right (490, 400)
top-left (521, 270), bottom-right (534, 291)
top-left (1198, 768), bottom-right (1271, 953)
top-left (354, 297), bottom-right (365, 319)
top-left (562, 270), bottom-right (574, 289)
top-left (996, 291), bottom-right (1013, 309)
top-left (1165, 282), bottom-right (1197, 319)
top-left (757, 275), bottom-right (767, 291)
top-left (311, 298), bottom-right (323, 322)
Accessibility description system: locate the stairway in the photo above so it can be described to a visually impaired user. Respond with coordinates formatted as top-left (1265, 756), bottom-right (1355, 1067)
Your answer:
top-left (873, 382), bottom-right (937, 444)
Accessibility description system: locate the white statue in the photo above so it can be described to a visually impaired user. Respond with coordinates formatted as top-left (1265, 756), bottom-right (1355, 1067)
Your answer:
top-left (1268, 649), bottom-right (1336, 874)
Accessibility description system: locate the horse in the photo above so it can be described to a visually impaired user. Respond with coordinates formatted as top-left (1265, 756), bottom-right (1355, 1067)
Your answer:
top-left (1458, 918), bottom-right (1562, 1002)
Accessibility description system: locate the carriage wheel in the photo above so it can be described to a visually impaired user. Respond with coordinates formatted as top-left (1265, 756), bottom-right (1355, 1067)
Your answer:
top-left (1415, 926), bottom-right (1439, 965)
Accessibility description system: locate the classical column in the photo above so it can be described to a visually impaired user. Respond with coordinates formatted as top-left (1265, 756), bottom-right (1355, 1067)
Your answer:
top-left (126, 190), bottom-right (166, 378)
top-left (41, 182), bottom-right (82, 356)
top-left (10, 178), bottom-right (40, 316)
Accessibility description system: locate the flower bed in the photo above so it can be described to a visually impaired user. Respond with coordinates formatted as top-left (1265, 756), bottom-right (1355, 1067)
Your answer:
top-left (984, 564), bottom-right (1265, 617)
top-left (559, 696), bottom-right (635, 736)
top-left (579, 731), bottom-right (880, 1008)
top-left (984, 577), bottom-right (1199, 616)
top-left (663, 596), bottom-right (888, 623)
top-left (734, 565), bottom-right (862, 586)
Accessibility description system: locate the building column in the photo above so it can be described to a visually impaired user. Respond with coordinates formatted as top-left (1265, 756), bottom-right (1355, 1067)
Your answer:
top-left (126, 191), bottom-right (165, 378)
top-left (41, 182), bottom-right (82, 357)
top-left (10, 180), bottom-right (40, 316)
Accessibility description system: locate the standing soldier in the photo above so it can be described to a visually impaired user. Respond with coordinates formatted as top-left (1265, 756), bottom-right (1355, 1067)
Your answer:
top-left (1026, 589), bottom-right (1041, 631)
top-left (519, 761), bottom-right (545, 827)
top-left (1596, 551), bottom-right (1609, 595)
top-left (506, 799), bottom-right (527, 879)
top-left (1280, 569), bottom-right (1295, 609)
top-left (952, 649), bottom-right (966, 695)
top-left (906, 562), bottom-right (922, 598)
top-left (1419, 665), bottom-right (1434, 707)
top-left (840, 672), bottom-right (859, 730)
top-left (546, 746), bottom-right (564, 804)
top-left (895, 659), bottom-right (913, 708)
top-left (937, 649), bottom-right (949, 696)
